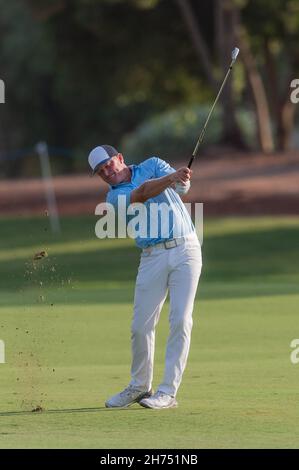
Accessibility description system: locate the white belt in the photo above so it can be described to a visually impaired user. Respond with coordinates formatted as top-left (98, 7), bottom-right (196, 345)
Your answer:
top-left (143, 237), bottom-right (185, 254)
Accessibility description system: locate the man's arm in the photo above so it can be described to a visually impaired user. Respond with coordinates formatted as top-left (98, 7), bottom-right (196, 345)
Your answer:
top-left (130, 167), bottom-right (191, 203)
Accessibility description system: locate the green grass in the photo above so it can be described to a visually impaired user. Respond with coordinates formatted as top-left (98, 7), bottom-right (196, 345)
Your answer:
top-left (0, 215), bottom-right (299, 448)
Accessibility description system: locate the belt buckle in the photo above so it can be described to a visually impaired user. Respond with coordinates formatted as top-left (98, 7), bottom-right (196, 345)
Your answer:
top-left (165, 239), bottom-right (177, 249)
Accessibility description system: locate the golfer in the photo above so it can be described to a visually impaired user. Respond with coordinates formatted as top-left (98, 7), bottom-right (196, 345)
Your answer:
top-left (88, 144), bottom-right (202, 409)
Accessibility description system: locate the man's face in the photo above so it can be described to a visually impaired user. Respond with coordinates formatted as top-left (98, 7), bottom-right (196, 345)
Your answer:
top-left (97, 154), bottom-right (128, 185)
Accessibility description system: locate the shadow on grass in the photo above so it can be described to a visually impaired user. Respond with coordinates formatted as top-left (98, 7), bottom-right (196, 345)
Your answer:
top-left (0, 406), bottom-right (146, 417)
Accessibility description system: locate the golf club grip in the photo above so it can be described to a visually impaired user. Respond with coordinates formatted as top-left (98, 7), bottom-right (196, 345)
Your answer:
top-left (188, 155), bottom-right (195, 169)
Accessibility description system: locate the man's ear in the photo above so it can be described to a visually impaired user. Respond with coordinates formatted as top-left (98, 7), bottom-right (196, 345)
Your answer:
top-left (118, 153), bottom-right (124, 164)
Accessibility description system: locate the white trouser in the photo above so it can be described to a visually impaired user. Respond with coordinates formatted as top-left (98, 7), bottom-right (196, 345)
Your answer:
top-left (130, 231), bottom-right (202, 397)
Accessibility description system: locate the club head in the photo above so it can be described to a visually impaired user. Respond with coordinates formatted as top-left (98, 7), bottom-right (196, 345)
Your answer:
top-left (231, 47), bottom-right (240, 62)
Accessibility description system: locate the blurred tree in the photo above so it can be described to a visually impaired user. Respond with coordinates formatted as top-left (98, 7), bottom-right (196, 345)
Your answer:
top-left (176, 0), bottom-right (246, 149)
top-left (176, 0), bottom-right (299, 153)
top-left (214, 0), bottom-right (246, 147)
top-left (0, 0), bottom-right (69, 176)
top-left (240, 0), bottom-right (299, 151)
top-left (0, 0), bottom-right (298, 179)
top-left (3, 0), bottom-right (213, 166)
top-left (236, 19), bottom-right (275, 153)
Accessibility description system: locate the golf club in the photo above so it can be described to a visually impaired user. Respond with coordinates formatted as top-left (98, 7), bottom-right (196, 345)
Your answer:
top-left (188, 47), bottom-right (240, 169)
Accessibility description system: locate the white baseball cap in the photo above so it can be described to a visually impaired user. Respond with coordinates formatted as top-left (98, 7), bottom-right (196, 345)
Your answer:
top-left (88, 145), bottom-right (119, 175)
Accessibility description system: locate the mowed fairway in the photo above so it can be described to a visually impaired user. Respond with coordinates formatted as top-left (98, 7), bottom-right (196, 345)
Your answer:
top-left (0, 215), bottom-right (298, 449)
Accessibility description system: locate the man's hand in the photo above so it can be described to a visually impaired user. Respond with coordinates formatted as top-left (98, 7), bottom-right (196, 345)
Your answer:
top-left (169, 167), bottom-right (192, 185)
top-left (131, 167), bottom-right (192, 204)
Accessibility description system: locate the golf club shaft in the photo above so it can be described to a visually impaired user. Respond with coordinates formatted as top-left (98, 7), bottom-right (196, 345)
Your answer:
top-left (188, 51), bottom-right (239, 169)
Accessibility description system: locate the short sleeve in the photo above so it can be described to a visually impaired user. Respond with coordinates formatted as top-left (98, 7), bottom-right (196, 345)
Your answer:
top-left (154, 157), bottom-right (176, 178)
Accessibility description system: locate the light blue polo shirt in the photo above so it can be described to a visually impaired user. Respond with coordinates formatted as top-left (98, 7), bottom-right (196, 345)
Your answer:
top-left (106, 157), bottom-right (195, 249)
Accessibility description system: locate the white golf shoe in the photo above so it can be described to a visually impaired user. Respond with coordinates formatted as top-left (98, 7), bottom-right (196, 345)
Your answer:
top-left (139, 390), bottom-right (178, 409)
top-left (105, 385), bottom-right (153, 408)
